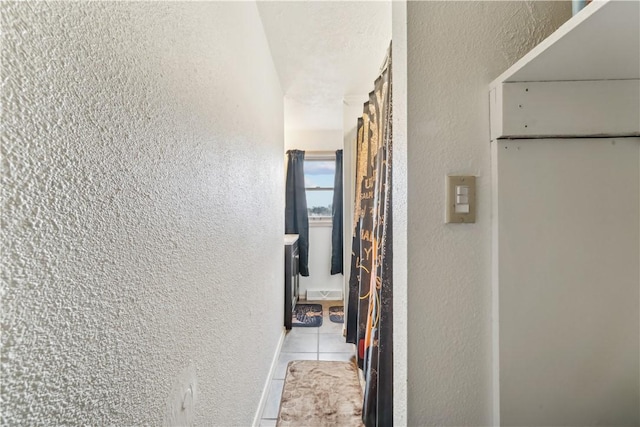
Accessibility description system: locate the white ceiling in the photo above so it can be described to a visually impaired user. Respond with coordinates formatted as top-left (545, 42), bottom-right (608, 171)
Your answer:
top-left (257, 1), bottom-right (391, 130)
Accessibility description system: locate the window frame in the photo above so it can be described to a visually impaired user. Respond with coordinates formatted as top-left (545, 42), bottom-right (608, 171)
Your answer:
top-left (304, 152), bottom-right (336, 227)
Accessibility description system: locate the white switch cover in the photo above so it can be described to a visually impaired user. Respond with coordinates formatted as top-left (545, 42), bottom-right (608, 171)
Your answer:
top-left (456, 186), bottom-right (469, 196)
top-left (456, 194), bottom-right (469, 204)
top-left (446, 176), bottom-right (476, 223)
top-left (455, 203), bottom-right (470, 214)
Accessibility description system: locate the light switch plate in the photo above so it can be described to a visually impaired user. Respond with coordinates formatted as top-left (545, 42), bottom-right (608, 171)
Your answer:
top-left (446, 175), bottom-right (476, 223)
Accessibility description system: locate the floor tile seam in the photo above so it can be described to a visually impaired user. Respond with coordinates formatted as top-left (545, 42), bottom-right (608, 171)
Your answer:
top-left (280, 351), bottom-right (318, 354)
top-left (318, 351), bottom-right (355, 356)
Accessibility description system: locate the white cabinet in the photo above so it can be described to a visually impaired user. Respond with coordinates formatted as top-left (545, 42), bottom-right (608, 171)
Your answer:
top-left (489, 1), bottom-right (640, 425)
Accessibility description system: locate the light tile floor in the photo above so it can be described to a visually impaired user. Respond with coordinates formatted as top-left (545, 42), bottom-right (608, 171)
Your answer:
top-left (259, 300), bottom-right (355, 426)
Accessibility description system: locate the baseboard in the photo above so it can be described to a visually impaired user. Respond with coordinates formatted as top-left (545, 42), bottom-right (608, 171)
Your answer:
top-left (306, 289), bottom-right (343, 300)
top-left (252, 327), bottom-right (286, 427)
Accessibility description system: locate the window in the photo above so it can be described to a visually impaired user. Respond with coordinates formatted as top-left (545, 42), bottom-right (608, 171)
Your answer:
top-left (304, 154), bottom-right (335, 224)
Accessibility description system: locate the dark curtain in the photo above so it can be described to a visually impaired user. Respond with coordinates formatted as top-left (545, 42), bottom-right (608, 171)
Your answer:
top-left (330, 149), bottom-right (343, 275)
top-left (345, 43), bottom-right (393, 427)
top-left (285, 150), bottom-right (309, 276)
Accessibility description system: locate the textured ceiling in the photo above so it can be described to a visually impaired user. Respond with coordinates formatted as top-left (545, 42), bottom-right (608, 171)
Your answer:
top-left (257, 1), bottom-right (391, 129)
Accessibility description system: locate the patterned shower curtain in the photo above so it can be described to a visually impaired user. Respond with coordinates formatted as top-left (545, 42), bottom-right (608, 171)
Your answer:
top-left (346, 44), bottom-right (393, 427)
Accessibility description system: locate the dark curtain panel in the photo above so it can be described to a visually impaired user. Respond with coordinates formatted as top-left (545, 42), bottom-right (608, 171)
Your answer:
top-left (285, 150), bottom-right (309, 276)
top-left (330, 149), bottom-right (344, 275)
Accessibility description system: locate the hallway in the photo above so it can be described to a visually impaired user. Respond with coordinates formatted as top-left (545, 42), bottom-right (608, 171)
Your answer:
top-left (259, 301), bottom-right (356, 425)
top-left (8, 1), bottom-right (637, 425)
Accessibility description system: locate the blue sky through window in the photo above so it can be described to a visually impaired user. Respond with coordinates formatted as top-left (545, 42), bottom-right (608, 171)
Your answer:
top-left (304, 160), bottom-right (334, 188)
top-left (304, 160), bottom-right (335, 217)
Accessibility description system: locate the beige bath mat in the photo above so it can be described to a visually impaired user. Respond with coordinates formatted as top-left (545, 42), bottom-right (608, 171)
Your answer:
top-left (277, 360), bottom-right (363, 427)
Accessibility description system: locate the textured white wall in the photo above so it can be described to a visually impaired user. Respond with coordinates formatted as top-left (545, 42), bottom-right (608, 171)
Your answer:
top-left (391, 1), bottom-right (408, 424)
top-left (300, 227), bottom-right (343, 297)
top-left (285, 129), bottom-right (344, 152)
top-left (1, 2), bottom-right (284, 425)
top-left (405, 2), bottom-right (571, 425)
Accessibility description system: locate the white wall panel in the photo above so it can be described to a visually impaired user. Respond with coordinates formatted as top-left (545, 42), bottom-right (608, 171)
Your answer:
top-left (491, 80), bottom-right (640, 140)
top-left (495, 138), bottom-right (640, 426)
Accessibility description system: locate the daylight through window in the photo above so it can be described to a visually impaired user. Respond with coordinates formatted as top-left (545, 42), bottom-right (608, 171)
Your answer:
top-left (304, 155), bottom-right (335, 221)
